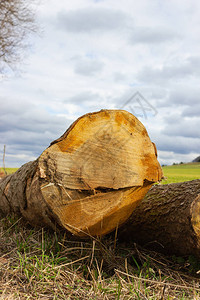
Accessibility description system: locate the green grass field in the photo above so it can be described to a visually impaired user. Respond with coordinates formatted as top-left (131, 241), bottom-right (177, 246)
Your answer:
top-left (4, 163), bottom-right (200, 184)
top-left (4, 167), bottom-right (18, 175)
top-left (162, 163), bottom-right (200, 184)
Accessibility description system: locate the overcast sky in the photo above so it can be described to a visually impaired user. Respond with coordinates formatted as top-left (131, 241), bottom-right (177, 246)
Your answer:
top-left (0, 0), bottom-right (200, 167)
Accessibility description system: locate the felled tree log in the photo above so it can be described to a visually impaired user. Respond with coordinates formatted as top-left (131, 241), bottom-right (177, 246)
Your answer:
top-left (118, 179), bottom-right (200, 256)
top-left (0, 110), bottom-right (162, 236)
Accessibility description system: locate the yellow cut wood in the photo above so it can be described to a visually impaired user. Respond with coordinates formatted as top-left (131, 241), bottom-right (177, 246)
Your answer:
top-left (0, 110), bottom-right (163, 236)
top-left (38, 110), bottom-right (163, 236)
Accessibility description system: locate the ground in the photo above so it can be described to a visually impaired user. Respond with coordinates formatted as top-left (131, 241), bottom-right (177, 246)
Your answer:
top-left (0, 163), bottom-right (200, 299)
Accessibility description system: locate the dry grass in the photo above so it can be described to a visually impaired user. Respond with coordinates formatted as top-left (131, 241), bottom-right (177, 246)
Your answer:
top-left (1, 216), bottom-right (200, 299)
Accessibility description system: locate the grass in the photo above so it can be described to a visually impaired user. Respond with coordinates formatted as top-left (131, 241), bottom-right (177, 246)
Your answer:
top-left (4, 168), bottom-right (18, 175)
top-left (0, 168), bottom-right (18, 176)
top-left (1, 216), bottom-right (200, 299)
top-left (0, 163), bottom-right (200, 299)
top-left (162, 163), bottom-right (200, 184)
top-left (3, 163), bottom-right (200, 185)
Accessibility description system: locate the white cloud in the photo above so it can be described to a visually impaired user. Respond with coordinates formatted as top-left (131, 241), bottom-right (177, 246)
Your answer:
top-left (129, 26), bottom-right (180, 44)
top-left (0, 0), bottom-right (200, 166)
top-left (73, 55), bottom-right (104, 76)
top-left (56, 7), bottom-right (128, 33)
top-left (137, 56), bottom-right (200, 85)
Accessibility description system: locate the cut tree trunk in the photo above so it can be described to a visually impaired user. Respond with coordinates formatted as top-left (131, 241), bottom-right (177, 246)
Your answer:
top-left (0, 109), bottom-right (162, 236)
top-left (118, 179), bottom-right (200, 257)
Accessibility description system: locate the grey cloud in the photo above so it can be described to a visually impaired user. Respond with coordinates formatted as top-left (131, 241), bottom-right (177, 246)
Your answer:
top-left (65, 91), bottom-right (102, 104)
top-left (0, 99), bottom-right (71, 167)
top-left (62, 91), bottom-right (107, 115)
top-left (113, 72), bottom-right (127, 83)
top-left (148, 112), bottom-right (200, 157)
top-left (2, 154), bottom-right (35, 169)
top-left (168, 88), bottom-right (200, 107)
top-left (187, 56), bottom-right (200, 69)
top-left (73, 57), bottom-right (104, 76)
top-left (158, 151), bottom-right (198, 166)
top-left (129, 26), bottom-right (180, 44)
top-left (0, 107), bottom-right (68, 135)
top-left (137, 56), bottom-right (200, 84)
top-left (0, 99), bottom-right (31, 115)
top-left (152, 133), bottom-right (200, 155)
top-left (182, 104), bottom-right (200, 118)
top-left (56, 8), bottom-right (127, 33)
top-left (162, 116), bottom-right (200, 139)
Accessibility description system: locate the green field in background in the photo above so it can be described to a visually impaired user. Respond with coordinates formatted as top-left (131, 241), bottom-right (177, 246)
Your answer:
top-left (162, 163), bottom-right (200, 184)
top-left (2, 164), bottom-right (200, 184)
top-left (4, 168), bottom-right (18, 175)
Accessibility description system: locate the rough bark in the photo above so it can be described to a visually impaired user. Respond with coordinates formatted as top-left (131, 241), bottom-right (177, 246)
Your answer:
top-left (0, 109), bottom-right (162, 237)
top-left (0, 160), bottom-right (57, 228)
top-left (118, 180), bottom-right (200, 257)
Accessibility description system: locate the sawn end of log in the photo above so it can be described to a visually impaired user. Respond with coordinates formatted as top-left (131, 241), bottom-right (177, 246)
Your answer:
top-left (0, 110), bottom-right (163, 237)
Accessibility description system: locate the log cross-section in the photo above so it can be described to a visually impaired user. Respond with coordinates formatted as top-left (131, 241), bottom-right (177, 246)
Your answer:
top-left (0, 110), bottom-right (163, 236)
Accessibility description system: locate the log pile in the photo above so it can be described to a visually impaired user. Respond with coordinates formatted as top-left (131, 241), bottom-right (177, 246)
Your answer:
top-left (0, 110), bottom-right (162, 236)
top-left (1, 109), bottom-right (199, 257)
